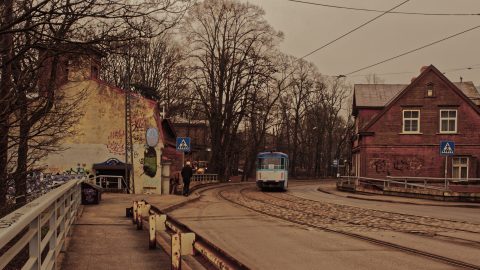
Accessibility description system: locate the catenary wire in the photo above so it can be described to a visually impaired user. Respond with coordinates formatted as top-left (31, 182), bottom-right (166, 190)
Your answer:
top-left (344, 25), bottom-right (480, 76)
top-left (299, 0), bottom-right (410, 60)
top-left (288, 0), bottom-right (480, 16)
top-left (349, 65), bottom-right (480, 78)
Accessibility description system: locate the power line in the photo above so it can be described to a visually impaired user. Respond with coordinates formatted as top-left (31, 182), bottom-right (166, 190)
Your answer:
top-left (345, 24), bottom-right (480, 76)
top-left (288, 0), bottom-right (480, 16)
top-left (349, 65), bottom-right (480, 78)
top-left (300, 0), bottom-right (410, 60)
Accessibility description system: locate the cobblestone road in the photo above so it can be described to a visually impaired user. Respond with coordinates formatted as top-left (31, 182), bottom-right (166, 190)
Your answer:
top-left (220, 186), bottom-right (480, 241)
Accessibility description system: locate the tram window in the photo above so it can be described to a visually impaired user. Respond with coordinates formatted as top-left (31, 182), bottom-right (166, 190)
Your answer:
top-left (257, 158), bottom-right (285, 169)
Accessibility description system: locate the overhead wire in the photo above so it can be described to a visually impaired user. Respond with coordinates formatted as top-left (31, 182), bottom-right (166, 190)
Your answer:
top-left (288, 0), bottom-right (480, 16)
top-left (299, 0), bottom-right (410, 60)
top-left (344, 24), bottom-right (480, 76)
top-left (349, 65), bottom-right (480, 78)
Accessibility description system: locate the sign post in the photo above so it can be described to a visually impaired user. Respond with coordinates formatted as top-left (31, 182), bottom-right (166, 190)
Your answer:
top-left (439, 141), bottom-right (455, 189)
top-left (333, 159), bottom-right (339, 178)
top-left (176, 137), bottom-right (191, 166)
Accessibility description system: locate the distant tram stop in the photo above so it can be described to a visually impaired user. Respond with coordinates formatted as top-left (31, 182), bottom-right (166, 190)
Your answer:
top-left (81, 182), bottom-right (102, 205)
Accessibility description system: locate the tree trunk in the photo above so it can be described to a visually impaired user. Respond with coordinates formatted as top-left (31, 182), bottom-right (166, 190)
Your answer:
top-left (0, 0), bottom-right (14, 208)
top-left (14, 90), bottom-right (29, 207)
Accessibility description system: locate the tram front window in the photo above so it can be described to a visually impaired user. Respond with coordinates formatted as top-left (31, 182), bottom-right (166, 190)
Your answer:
top-left (257, 158), bottom-right (285, 170)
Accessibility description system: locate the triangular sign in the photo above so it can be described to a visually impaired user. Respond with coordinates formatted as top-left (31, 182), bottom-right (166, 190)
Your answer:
top-left (178, 139), bottom-right (189, 150)
top-left (442, 143), bottom-right (453, 154)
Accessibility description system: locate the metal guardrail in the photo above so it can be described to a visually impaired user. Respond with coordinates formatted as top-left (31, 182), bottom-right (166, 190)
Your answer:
top-left (339, 176), bottom-right (480, 192)
top-left (191, 174), bottom-right (218, 183)
top-left (132, 200), bottom-right (248, 270)
top-left (0, 180), bottom-right (82, 270)
top-left (92, 175), bottom-right (128, 190)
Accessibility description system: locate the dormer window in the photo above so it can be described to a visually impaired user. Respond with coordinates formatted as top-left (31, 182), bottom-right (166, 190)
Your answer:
top-left (426, 83), bottom-right (434, 97)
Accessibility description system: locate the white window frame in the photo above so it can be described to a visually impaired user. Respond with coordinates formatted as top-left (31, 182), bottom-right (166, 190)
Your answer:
top-left (439, 109), bottom-right (457, 134)
top-left (402, 110), bottom-right (420, 133)
top-left (452, 157), bottom-right (468, 179)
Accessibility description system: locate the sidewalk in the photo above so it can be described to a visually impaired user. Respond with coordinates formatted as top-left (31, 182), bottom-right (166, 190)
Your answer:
top-left (60, 193), bottom-right (192, 270)
top-left (318, 181), bottom-right (480, 208)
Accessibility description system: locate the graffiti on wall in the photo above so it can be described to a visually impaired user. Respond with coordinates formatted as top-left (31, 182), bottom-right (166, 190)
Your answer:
top-left (369, 155), bottom-right (424, 176)
top-left (107, 129), bottom-right (125, 155)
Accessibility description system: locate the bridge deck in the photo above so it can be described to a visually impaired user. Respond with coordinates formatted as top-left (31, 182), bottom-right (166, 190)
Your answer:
top-left (60, 193), bottom-right (189, 270)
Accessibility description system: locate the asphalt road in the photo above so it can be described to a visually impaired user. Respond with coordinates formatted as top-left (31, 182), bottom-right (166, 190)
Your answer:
top-left (169, 182), bottom-right (477, 270)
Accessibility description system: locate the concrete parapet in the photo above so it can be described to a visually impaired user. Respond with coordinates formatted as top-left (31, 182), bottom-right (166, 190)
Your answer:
top-left (337, 181), bottom-right (480, 202)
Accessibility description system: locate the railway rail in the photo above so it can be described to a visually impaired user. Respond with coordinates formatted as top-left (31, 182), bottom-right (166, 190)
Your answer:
top-left (216, 185), bottom-right (480, 270)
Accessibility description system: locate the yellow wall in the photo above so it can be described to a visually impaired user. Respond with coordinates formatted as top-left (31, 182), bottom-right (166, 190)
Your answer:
top-left (43, 79), bottom-right (165, 194)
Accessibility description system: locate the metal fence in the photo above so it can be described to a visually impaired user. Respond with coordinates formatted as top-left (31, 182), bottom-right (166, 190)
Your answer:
top-left (0, 180), bottom-right (82, 270)
top-left (92, 175), bottom-right (128, 190)
top-left (191, 174), bottom-right (218, 183)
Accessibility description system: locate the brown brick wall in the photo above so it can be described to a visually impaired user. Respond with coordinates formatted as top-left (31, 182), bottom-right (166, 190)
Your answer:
top-left (356, 69), bottom-right (480, 179)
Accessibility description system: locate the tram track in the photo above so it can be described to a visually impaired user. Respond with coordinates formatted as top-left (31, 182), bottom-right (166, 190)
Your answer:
top-left (217, 185), bottom-right (480, 270)
top-left (262, 190), bottom-right (480, 249)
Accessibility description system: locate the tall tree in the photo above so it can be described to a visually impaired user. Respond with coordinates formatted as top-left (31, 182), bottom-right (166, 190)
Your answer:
top-left (102, 34), bottom-right (191, 118)
top-left (182, 0), bottom-right (282, 180)
top-left (0, 0), bottom-right (190, 209)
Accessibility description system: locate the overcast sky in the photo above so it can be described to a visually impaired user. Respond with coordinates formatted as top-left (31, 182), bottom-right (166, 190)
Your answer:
top-left (244, 0), bottom-right (480, 85)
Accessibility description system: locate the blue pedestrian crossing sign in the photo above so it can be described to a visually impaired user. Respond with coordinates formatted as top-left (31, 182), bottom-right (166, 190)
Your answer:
top-left (440, 141), bottom-right (454, 156)
top-left (176, 137), bottom-right (191, 152)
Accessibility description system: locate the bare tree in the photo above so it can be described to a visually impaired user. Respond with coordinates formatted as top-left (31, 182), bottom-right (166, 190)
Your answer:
top-left (182, 0), bottom-right (282, 180)
top-left (0, 0), bottom-right (191, 209)
top-left (102, 34), bottom-right (191, 118)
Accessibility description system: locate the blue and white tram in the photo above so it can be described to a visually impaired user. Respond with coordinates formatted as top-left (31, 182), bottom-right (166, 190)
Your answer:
top-left (256, 152), bottom-right (288, 190)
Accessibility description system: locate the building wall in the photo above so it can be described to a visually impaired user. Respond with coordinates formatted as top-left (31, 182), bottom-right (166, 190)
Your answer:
top-left (356, 70), bottom-right (480, 179)
top-left (42, 79), bottom-right (165, 194)
top-left (173, 122), bottom-right (210, 161)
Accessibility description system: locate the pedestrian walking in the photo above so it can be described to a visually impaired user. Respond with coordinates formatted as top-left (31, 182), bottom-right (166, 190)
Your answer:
top-left (181, 161), bottom-right (194, 196)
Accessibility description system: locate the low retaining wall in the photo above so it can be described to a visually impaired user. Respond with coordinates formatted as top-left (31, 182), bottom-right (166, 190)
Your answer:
top-left (336, 181), bottom-right (480, 202)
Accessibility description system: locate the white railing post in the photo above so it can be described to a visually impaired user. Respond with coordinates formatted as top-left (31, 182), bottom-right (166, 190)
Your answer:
top-left (29, 216), bottom-right (41, 270)
top-left (59, 194), bottom-right (66, 252)
top-left (133, 201), bottom-right (138, 224)
top-left (48, 200), bottom-right (58, 269)
top-left (149, 214), bottom-right (156, 249)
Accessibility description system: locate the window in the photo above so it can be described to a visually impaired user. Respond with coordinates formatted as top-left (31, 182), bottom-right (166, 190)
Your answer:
top-left (257, 158), bottom-right (286, 170)
top-left (426, 83), bottom-right (434, 97)
top-left (440, 109), bottom-right (457, 133)
top-left (403, 110), bottom-right (420, 133)
top-left (452, 157), bottom-right (468, 179)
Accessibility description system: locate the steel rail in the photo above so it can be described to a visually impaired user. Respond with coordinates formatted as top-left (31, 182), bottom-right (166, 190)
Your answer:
top-left (218, 186), bottom-right (480, 270)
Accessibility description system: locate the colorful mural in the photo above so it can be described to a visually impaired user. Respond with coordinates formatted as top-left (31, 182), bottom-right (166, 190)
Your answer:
top-left (42, 77), bottom-right (166, 194)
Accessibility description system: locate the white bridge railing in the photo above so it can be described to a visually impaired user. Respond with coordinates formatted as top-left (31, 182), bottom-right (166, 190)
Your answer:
top-left (0, 180), bottom-right (82, 270)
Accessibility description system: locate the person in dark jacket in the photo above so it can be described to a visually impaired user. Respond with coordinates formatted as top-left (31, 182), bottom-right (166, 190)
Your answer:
top-left (181, 161), bottom-right (194, 196)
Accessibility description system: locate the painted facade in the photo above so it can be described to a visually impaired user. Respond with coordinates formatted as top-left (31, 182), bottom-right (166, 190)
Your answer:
top-left (41, 52), bottom-right (169, 194)
top-left (352, 65), bottom-right (480, 180)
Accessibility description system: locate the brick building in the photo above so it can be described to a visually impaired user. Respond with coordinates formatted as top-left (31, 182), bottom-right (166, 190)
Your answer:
top-left (172, 119), bottom-right (210, 162)
top-left (351, 65), bottom-right (480, 179)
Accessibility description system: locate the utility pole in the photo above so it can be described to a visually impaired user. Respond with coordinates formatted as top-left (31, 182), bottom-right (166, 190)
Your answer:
top-left (125, 86), bottom-right (135, 194)
top-left (125, 49), bottom-right (135, 194)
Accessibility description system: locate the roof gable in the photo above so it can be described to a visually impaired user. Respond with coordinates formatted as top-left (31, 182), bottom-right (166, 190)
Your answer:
top-left (361, 65), bottom-right (480, 132)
